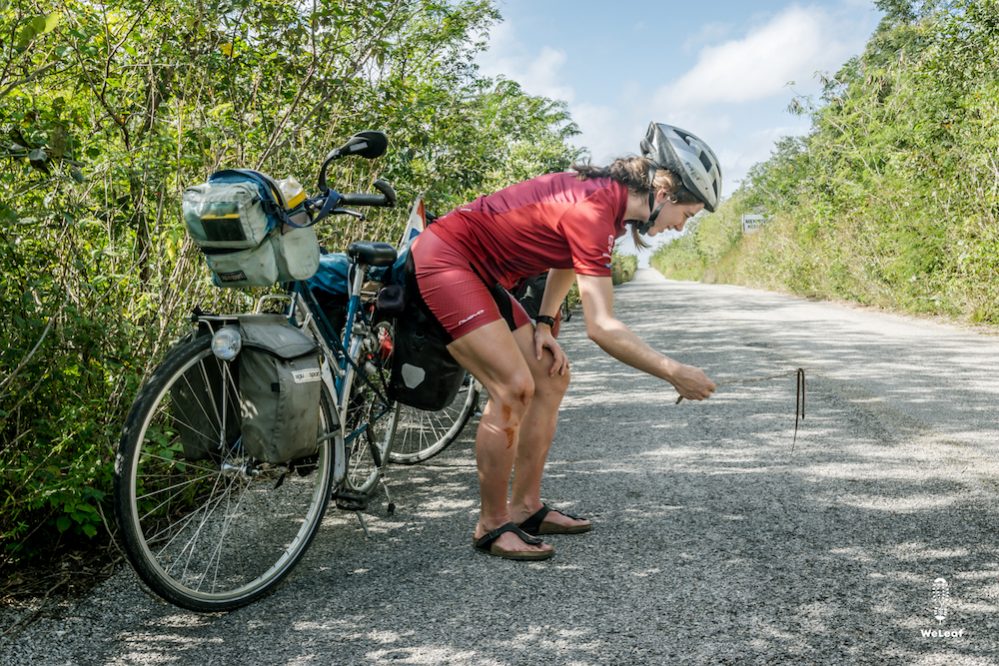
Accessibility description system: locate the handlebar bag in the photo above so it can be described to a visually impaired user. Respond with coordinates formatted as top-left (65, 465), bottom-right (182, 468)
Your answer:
top-left (237, 315), bottom-right (323, 463)
top-left (182, 170), bottom-right (319, 287)
top-left (386, 253), bottom-right (465, 411)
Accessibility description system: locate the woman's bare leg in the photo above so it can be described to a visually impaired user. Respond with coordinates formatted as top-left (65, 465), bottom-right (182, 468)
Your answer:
top-left (507, 324), bottom-right (589, 530)
top-left (447, 320), bottom-right (551, 556)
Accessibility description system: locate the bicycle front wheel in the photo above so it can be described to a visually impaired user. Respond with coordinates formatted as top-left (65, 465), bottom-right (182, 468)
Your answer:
top-left (387, 373), bottom-right (479, 465)
top-left (113, 334), bottom-right (337, 612)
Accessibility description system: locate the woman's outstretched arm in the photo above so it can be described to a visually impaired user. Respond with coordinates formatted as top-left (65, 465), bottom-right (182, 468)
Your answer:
top-left (575, 274), bottom-right (715, 401)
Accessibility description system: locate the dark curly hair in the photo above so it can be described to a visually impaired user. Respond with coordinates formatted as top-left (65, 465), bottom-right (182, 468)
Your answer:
top-left (573, 156), bottom-right (699, 248)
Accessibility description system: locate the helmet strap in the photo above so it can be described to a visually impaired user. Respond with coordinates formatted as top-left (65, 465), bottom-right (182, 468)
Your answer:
top-left (637, 190), bottom-right (670, 235)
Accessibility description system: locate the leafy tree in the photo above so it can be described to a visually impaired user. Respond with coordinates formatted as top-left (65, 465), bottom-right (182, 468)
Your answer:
top-left (653, 0), bottom-right (998, 322)
top-left (0, 0), bottom-right (580, 569)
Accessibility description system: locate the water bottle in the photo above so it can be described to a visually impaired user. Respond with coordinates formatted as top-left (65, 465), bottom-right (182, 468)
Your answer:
top-left (277, 176), bottom-right (309, 228)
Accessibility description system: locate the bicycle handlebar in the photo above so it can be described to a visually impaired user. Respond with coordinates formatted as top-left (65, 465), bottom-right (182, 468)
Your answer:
top-left (338, 193), bottom-right (385, 206)
top-left (339, 180), bottom-right (397, 208)
top-left (313, 132), bottom-right (397, 220)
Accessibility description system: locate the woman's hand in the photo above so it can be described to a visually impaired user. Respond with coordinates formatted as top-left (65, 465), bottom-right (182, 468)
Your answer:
top-left (534, 326), bottom-right (569, 377)
top-left (670, 363), bottom-right (716, 401)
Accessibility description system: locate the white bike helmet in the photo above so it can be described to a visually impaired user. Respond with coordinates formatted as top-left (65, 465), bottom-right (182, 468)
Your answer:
top-left (639, 122), bottom-right (722, 226)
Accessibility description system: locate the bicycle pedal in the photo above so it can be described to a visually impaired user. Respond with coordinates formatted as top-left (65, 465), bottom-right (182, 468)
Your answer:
top-left (334, 490), bottom-right (369, 512)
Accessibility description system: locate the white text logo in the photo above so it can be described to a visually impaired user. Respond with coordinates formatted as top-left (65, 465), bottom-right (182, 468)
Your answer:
top-left (920, 577), bottom-right (966, 640)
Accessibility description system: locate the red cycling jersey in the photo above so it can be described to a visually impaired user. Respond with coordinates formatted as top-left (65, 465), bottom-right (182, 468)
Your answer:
top-left (428, 173), bottom-right (629, 290)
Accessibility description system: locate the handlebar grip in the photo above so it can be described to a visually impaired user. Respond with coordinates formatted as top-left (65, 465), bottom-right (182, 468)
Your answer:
top-left (337, 179), bottom-right (396, 208)
top-left (372, 179), bottom-right (397, 207)
top-left (338, 193), bottom-right (388, 207)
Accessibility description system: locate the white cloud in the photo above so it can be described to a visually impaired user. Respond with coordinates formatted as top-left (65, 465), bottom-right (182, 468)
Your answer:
top-left (681, 21), bottom-right (736, 54)
top-left (569, 102), bottom-right (646, 165)
top-left (477, 19), bottom-right (626, 164)
top-left (654, 6), bottom-right (855, 110)
top-left (475, 2), bottom-right (879, 203)
top-left (476, 21), bottom-right (575, 103)
top-left (724, 122), bottom-right (813, 187)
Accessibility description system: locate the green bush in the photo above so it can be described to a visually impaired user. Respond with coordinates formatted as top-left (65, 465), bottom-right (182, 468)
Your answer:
top-left (0, 0), bottom-right (582, 569)
top-left (652, 0), bottom-right (998, 325)
top-left (611, 253), bottom-right (638, 285)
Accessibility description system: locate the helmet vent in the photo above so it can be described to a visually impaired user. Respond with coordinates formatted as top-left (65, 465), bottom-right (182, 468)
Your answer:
top-left (699, 151), bottom-right (714, 172)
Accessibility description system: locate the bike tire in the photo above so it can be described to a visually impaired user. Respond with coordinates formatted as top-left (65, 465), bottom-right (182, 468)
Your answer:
top-left (113, 334), bottom-right (336, 612)
top-left (561, 298), bottom-right (573, 322)
top-left (387, 373), bottom-right (479, 465)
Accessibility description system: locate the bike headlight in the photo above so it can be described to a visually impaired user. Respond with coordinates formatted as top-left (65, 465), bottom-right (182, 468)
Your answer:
top-left (211, 326), bottom-right (242, 361)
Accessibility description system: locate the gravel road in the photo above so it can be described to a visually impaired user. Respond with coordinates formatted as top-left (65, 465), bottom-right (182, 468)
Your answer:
top-left (3, 268), bottom-right (999, 665)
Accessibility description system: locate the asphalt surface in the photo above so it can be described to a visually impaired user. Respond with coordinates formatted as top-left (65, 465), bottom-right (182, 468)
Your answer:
top-left (3, 268), bottom-right (999, 665)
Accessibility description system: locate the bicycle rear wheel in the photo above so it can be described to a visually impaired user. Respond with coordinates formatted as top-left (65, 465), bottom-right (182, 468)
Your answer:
top-left (387, 373), bottom-right (479, 465)
top-left (113, 334), bottom-right (336, 612)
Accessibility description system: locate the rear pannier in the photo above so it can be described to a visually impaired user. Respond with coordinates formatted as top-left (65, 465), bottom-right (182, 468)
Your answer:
top-left (237, 315), bottom-right (323, 463)
top-left (386, 254), bottom-right (465, 411)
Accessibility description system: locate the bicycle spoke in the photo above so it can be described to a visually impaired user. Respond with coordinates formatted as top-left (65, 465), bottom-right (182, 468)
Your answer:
top-left (136, 472), bottom-right (217, 523)
top-left (199, 474), bottom-right (252, 593)
top-left (152, 472), bottom-right (230, 555)
top-left (138, 452), bottom-right (220, 475)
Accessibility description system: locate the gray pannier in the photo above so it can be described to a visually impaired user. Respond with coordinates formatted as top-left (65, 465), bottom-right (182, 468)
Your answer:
top-left (170, 345), bottom-right (241, 461)
top-left (237, 315), bottom-right (323, 463)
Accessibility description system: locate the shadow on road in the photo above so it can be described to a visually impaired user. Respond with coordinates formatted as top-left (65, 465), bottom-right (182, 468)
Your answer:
top-left (4, 271), bottom-right (998, 665)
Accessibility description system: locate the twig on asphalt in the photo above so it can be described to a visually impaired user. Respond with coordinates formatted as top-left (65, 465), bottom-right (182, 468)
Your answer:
top-left (675, 368), bottom-right (806, 451)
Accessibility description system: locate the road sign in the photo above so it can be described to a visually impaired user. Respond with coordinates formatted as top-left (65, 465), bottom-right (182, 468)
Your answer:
top-left (742, 214), bottom-right (767, 233)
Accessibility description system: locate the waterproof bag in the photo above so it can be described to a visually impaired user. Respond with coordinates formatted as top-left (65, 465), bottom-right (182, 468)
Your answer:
top-left (306, 250), bottom-right (410, 334)
top-left (237, 315), bottom-right (323, 463)
top-left (387, 254), bottom-right (465, 411)
top-left (182, 170), bottom-right (319, 287)
top-left (306, 252), bottom-right (351, 333)
top-left (170, 348), bottom-right (241, 461)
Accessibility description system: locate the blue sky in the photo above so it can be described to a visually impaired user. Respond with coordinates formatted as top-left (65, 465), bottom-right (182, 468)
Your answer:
top-left (475, 1), bottom-right (884, 256)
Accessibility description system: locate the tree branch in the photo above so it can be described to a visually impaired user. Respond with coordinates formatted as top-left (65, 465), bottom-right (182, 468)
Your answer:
top-left (0, 61), bottom-right (62, 101)
top-left (0, 291), bottom-right (69, 399)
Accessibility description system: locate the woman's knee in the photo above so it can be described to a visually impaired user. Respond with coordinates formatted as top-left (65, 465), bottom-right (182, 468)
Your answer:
top-left (533, 361), bottom-right (571, 400)
top-left (490, 372), bottom-right (536, 421)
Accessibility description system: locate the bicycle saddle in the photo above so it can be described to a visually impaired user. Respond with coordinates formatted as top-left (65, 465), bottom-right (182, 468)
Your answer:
top-left (347, 241), bottom-right (397, 267)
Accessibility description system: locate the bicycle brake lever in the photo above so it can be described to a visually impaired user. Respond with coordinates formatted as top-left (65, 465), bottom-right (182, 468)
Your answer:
top-left (334, 208), bottom-right (365, 220)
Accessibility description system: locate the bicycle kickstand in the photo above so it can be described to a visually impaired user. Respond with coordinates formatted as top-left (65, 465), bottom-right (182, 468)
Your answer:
top-left (380, 477), bottom-right (396, 516)
top-left (354, 511), bottom-right (370, 538)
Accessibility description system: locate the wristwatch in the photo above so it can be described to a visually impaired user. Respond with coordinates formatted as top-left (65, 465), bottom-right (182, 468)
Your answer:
top-left (535, 314), bottom-right (556, 328)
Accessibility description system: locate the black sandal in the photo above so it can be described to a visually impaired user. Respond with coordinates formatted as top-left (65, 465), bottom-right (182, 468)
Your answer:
top-left (473, 522), bottom-right (554, 561)
top-left (518, 504), bottom-right (592, 535)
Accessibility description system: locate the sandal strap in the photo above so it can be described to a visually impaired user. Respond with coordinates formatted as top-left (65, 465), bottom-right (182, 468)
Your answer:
top-left (519, 503), bottom-right (584, 533)
top-left (517, 505), bottom-right (552, 534)
top-left (474, 522), bottom-right (543, 551)
top-left (551, 506), bottom-right (584, 521)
